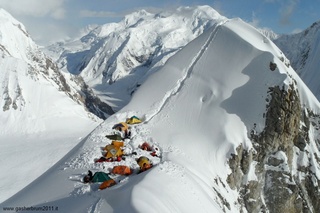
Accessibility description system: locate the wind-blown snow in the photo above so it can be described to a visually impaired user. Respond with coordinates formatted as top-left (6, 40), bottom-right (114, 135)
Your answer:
top-left (2, 17), bottom-right (320, 213)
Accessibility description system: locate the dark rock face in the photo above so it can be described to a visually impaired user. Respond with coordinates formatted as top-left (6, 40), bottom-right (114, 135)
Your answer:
top-left (44, 57), bottom-right (114, 119)
top-left (46, 57), bottom-right (114, 119)
top-left (45, 59), bottom-right (115, 119)
top-left (227, 83), bottom-right (320, 213)
top-left (71, 76), bottom-right (114, 119)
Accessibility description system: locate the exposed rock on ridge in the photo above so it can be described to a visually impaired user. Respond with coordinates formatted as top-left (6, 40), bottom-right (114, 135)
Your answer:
top-left (227, 82), bottom-right (320, 212)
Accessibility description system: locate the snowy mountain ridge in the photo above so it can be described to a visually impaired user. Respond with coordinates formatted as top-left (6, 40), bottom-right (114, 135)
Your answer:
top-left (46, 6), bottom-right (227, 111)
top-left (0, 8), bottom-right (31, 60)
top-left (0, 8), bottom-right (114, 118)
top-left (3, 17), bottom-right (320, 213)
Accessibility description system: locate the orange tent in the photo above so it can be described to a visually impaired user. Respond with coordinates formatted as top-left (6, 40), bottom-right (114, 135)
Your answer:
top-left (99, 179), bottom-right (116, 190)
top-left (112, 165), bottom-right (132, 176)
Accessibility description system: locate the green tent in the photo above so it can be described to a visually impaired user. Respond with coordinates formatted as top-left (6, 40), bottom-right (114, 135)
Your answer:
top-left (105, 134), bottom-right (123, 141)
top-left (92, 172), bottom-right (112, 183)
top-left (126, 116), bottom-right (142, 124)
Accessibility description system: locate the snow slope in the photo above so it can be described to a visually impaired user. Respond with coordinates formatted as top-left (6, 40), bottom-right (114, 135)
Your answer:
top-left (2, 18), bottom-right (320, 212)
top-left (0, 9), bottom-right (101, 202)
top-left (46, 6), bottom-right (226, 111)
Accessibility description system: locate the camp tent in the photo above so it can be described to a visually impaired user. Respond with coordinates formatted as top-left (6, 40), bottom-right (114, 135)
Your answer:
top-left (99, 179), bottom-right (116, 190)
top-left (139, 142), bottom-right (152, 151)
top-left (111, 140), bottom-right (124, 147)
top-left (92, 172), bottom-right (112, 183)
top-left (126, 116), bottom-right (142, 124)
top-left (105, 134), bottom-right (123, 141)
top-left (112, 165), bottom-right (132, 175)
top-left (137, 156), bottom-right (152, 171)
top-left (104, 144), bottom-right (123, 159)
top-left (112, 122), bottom-right (128, 132)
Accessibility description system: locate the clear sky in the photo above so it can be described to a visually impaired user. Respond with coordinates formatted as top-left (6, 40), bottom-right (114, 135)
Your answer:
top-left (0, 0), bottom-right (319, 45)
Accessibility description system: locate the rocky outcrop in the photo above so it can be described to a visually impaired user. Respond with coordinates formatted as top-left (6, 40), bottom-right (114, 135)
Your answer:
top-left (28, 50), bottom-right (114, 119)
top-left (71, 76), bottom-right (114, 119)
top-left (42, 55), bottom-right (114, 119)
top-left (227, 83), bottom-right (320, 212)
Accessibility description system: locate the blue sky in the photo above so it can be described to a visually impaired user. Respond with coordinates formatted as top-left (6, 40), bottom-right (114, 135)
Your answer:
top-left (0, 0), bottom-right (319, 45)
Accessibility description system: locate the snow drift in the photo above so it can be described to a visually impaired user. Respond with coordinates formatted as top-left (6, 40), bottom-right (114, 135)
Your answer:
top-left (2, 16), bottom-right (320, 213)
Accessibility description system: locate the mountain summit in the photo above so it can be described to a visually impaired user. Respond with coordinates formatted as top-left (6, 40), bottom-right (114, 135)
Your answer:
top-left (3, 17), bottom-right (320, 213)
top-left (47, 6), bottom-right (227, 110)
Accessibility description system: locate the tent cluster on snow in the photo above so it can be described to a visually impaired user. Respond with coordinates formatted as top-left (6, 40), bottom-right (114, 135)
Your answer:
top-left (79, 116), bottom-right (162, 190)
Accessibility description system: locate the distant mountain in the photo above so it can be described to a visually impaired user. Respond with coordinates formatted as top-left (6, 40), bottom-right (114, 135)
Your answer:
top-left (5, 18), bottom-right (320, 212)
top-left (274, 21), bottom-right (320, 100)
top-left (46, 6), bottom-right (227, 110)
top-left (0, 9), bottom-right (113, 121)
top-left (258, 27), bottom-right (279, 40)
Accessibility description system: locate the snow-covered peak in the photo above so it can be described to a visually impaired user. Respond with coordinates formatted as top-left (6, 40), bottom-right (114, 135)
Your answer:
top-left (177, 5), bottom-right (223, 20)
top-left (0, 8), bottom-right (21, 25)
top-left (258, 27), bottom-right (279, 40)
top-left (0, 8), bottom-right (34, 60)
top-left (48, 6), bottom-right (227, 111)
top-left (0, 8), bottom-right (105, 136)
top-left (123, 9), bottom-right (152, 27)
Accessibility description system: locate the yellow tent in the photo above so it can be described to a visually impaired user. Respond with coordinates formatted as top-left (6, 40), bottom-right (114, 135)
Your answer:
top-left (137, 156), bottom-right (152, 172)
top-left (137, 156), bottom-right (151, 169)
top-left (111, 140), bottom-right (124, 147)
top-left (126, 116), bottom-right (142, 124)
top-left (104, 144), bottom-right (123, 159)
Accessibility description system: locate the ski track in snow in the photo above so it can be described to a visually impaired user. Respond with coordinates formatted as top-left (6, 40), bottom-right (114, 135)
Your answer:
top-left (144, 21), bottom-right (227, 124)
